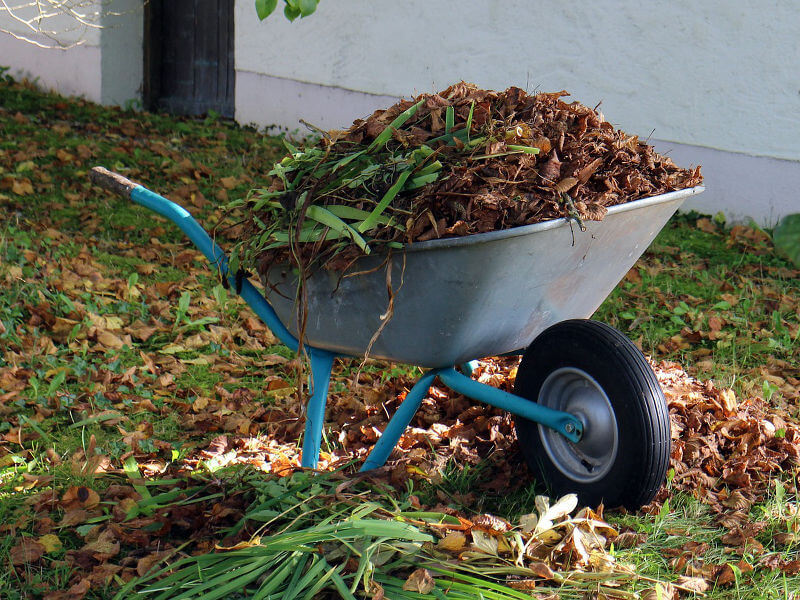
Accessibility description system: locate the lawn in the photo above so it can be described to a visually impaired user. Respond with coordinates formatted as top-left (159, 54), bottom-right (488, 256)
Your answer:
top-left (1, 72), bottom-right (799, 599)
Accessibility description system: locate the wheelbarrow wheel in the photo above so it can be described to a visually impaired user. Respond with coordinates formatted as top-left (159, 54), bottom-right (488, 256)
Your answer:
top-left (514, 319), bottom-right (670, 510)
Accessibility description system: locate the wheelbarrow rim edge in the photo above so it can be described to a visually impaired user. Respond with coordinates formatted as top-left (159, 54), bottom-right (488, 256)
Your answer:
top-left (397, 185), bottom-right (704, 254)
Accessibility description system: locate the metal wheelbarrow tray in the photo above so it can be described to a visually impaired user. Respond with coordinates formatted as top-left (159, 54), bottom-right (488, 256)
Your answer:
top-left (90, 167), bottom-right (703, 510)
top-left (265, 189), bottom-right (698, 367)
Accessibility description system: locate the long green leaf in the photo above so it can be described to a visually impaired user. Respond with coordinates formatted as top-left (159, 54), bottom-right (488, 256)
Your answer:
top-left (506, 144), bottom-right (540, 154)
top-left (286, 555), bottom-right (329, 597)
top-left (465, 100), bottom-right (475, 142)
top-left (445, 105), bottom-right (455, 133)
top-left (280, 553), bottom-right (313, 598)
top-left (327, 149), bottom-right (367, 173)
top-left (406, 172), bottom-right (440, 190)
top-left (300, 562), bottom-right (345, 600)
top-left (123, 456), bottom-right (152, 502)
top-left (306, 205), bottom-right (370, 253)
top-left (254, 552), bottom-right (308, 600)
top-left (357, 169), bottom-right (412, 233)
top-left (330, 567), bottom-right (358, 600)
top-left (368, 100), bottom-right (424, 151)
top-left (324, 204), bottom-right (394, 225)
top-left (152, 555), bottom-right (275, 600)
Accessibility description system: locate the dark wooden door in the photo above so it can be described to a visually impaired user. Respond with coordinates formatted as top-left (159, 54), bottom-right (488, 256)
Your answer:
top-left (145, 0), bottom-right (235, 118)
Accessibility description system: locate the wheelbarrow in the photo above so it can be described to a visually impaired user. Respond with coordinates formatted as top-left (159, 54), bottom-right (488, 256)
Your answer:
top-left (90, 166), bottom-right (703, 510)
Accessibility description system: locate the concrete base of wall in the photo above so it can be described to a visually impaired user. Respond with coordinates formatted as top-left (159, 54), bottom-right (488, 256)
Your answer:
top-left (0, 32), bottom-right (102, 102)
top-left (235, 70), bottom-right (397, 135)
top-left (236, 72), bottom-right (800, 227)
top-left (651, 140), bottom-right (799, 227)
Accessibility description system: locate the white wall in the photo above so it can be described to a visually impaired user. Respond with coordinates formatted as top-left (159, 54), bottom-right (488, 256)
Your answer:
top-left (235, 0), bottom-right (800, 161)
top-left (235, 0), bottom-right (800, 224)
top-left (0, 32), bottom-right (103, 101)
top-left (0, 0), bottom-right (104, 101)
top-left (0, 0), bottom-right (142, 105)
top-left (99, 0), bottom-right (143, 106)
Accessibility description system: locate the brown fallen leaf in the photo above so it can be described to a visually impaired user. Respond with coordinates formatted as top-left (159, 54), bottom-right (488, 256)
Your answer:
top-left (12, 178), bottom-right (34, 195)
top-left (780, 559), bottom-right (800, 576)
top-left (43, 577), bottom-right (91, 600)
top-left (136, 551), bottom-right (170, 577)
top-left (437, 532), bottom-right (466, 552)
top-left (554, 177), bottom-right (578, 194)
top-left (674, 575), bottom-right (710, 593)
top-left (61, 508), bottom-right (90, 527)
top-left (62, 486), bottom-right (100, 510)
top-left (641, 582), bottom-right (676, 600)
top-left (81, 528), bottom-right (120, 559)
top-left (402, 568), bottom-right (435, 594)
top-left (528, 561), bottom-right (556, 580)
top-left (696, 217), bottom-right (717, 233)
top-left (95, 329), bottom-right (125, 349)
top-left (128, 320), bottom-right (158, 341)
top-left (10, 537), bottom-right (45, 565)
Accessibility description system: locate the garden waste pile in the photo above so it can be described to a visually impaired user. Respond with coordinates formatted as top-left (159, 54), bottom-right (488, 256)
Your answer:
top-left (229, 82), bottom-right (702, 276)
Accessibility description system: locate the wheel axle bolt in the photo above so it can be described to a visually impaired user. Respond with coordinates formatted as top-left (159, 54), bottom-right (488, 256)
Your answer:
top-left (565, 423), bottom-right (575, 434)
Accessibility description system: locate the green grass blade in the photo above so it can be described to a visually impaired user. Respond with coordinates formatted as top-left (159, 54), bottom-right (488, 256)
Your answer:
top-left (280, 553), bottom-right (311, 598)
top-left (256, 552), bottom-right (309, 600)
top-left (18, 414), bottom-right (53, 444)
top-left (368, 100), bottom-right (423, 151)
top-left (324, 204), bottom-right (393, 226)
top-left (329, 567), bottom-right (358, 600)
top-left (357, 169), bottom-right (412, 233)
top-left (506, 145), bottom-right (540, 154)
top-left (123, 455), bottom-right (152, 502)
top-left (285, 554), bottom-right (329, 597)
top-left (327, 149), bottom-right (367, 173)
top-left (445, 105), bottom-right (455, 133)
top-left (406, 173), bottom-right (440, 190)
top-left (155, 554), bottom-right (276, 600)
top-left (465, 100), bottom-right (475, 142)
top-left (68, 410), bottom-right (124, 428)
top-left (305, 205), bottom-right (370, 253)
top-left (300, 561), bottom-right (344, 600)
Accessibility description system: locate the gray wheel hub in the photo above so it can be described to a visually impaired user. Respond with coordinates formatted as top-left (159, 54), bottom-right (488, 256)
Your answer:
top-left (537, 367), bottom-right (619, 483)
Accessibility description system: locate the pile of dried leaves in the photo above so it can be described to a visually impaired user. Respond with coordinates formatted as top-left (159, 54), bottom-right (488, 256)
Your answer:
top-left (232, 82), bottom-right (702, 276)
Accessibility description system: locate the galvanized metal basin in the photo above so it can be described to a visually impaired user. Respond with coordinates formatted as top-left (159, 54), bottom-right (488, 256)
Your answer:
top-left (262, 187), bottom-right (704, 367)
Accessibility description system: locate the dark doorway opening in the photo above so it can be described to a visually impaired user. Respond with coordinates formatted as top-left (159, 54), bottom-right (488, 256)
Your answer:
top-left (144, 0), bottom-right (235, 118)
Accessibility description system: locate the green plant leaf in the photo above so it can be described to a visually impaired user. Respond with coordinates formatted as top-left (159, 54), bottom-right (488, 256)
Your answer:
top-left (284, 3), bottom-right (301, 20)
top-left (298, 0), bottom-right (318, 16)
top-left (445, 106), bottom-right (455, 133)
top-left (255, 0), bottom-right (278, 20)
top-left (506, 145), bottom-right (540, 154)
top-left (773, 213), bottom-right (800, 267)
top-left (306, 205), bottom-right (370, 253)
top-left (368, 100), bottom-right (423, 151)
top-left (465, 100), bottom-right (475, 141)
top-left (324, 205), bottom-right (394, 226)
top-left (357, 169), bottom-right (412, 233)
top-left (46, 369), bottom-right (66, 397)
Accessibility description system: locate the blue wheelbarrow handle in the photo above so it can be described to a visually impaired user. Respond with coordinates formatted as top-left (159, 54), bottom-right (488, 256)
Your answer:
top-left (89, 167), bottom-right (303, 353)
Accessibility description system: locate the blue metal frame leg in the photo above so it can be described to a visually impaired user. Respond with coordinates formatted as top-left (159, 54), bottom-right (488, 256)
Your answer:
top-left (360, 369), bottom-right (440, 471)
top-left (438, 368), bottom-right (583, 442)
top-left (300, 350), bottom-right (336, 469)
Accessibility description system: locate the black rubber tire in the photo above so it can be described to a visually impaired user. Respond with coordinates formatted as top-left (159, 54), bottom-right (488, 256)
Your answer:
top-left (514, 319), bottom-right (670, 510)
